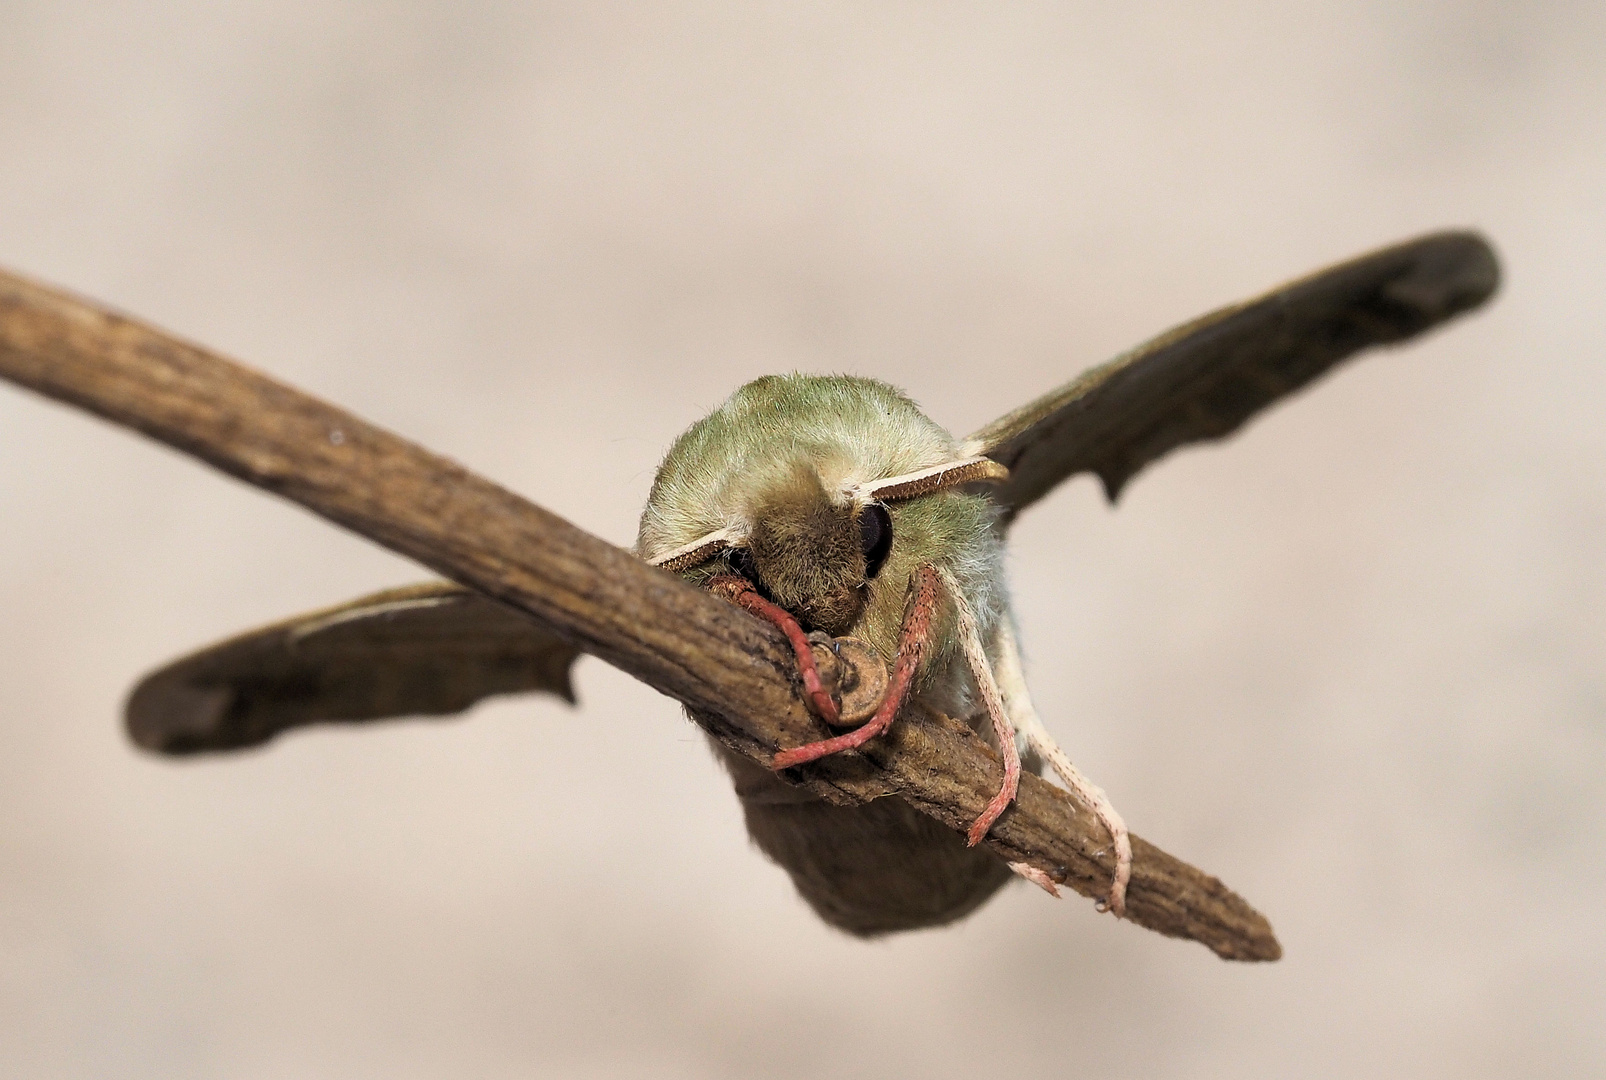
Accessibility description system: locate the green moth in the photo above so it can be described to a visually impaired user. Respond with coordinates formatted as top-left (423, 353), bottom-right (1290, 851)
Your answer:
top-left (128, 231), bottom-right (1499, 935)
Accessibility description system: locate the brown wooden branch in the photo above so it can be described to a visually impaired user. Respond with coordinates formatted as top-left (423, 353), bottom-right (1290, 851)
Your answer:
top-left (0, 267), bottom-right (1280, 962)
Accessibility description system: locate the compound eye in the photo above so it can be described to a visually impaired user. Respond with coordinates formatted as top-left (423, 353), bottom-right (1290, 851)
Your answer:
top-left (729, 546), bottom-right (761, 586)
top-left (859, 503), bottom-right (893, 580)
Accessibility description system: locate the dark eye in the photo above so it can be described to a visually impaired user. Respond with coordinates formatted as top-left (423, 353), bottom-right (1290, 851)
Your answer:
top-left (859, 503), bottom-right (893, 579)
top-left (729, 546), bottom-right (761, 585)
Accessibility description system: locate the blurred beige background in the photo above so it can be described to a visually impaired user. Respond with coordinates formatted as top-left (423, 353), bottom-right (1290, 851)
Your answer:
top-left (1, 2), bottom-right (1601, 1077)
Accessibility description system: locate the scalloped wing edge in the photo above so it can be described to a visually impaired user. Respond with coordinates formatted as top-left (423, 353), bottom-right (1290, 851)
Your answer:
top-left (963, 230), bottom-right (1500, 517)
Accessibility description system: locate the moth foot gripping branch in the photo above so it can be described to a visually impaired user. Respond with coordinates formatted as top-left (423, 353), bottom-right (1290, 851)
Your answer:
top-left (705, 574), bottom-right (841, 724)
top-left (764, 564), bottom-right (939, 770)
top-left (711, 567), bottom-right (1027, 854)
top-left (993, 621), bottom-right (1131, 917)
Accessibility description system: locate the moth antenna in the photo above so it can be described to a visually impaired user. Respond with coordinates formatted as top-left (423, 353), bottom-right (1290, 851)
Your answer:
top-left (994, 621), bottom-right (1132, 917)
top-left (648, 526), bottom-right (738, 573)
top-left (935, 566), bottom-right (1022, 848)
top-left (855, 455), bottom-right (1008, 503)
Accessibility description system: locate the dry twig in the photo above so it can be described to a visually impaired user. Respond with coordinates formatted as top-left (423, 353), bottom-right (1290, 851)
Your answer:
top-left (0, 267), bottom-right (1280, 961)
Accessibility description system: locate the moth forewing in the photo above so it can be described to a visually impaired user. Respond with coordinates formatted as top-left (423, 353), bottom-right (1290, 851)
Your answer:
top-left (125, 584), bottom-right (581, 754)
top-left (966, 230), bottom-right (1499, 513)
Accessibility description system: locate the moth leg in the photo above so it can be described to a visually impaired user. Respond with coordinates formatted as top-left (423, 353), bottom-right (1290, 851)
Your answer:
top-left (995, 621), bottom-right (1131, 917)
top-left (769, 565), bottom-right (940, 770)
top-left (706, 574), bottom-right (839, 725)
top-left (935, 567), bottom-right (1023, 847)
top-left (1008, 860), bottom-right (1061, 897)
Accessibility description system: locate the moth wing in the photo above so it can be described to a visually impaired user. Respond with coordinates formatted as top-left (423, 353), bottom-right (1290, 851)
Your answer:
top-left (126, 582), bottom-right (581, 754)
top-left (963, 231), bottom-right (1499, 518)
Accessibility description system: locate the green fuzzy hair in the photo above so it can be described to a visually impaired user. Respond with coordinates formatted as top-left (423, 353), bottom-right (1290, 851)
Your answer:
top-left (637, 374), bottom-right (1006, 688)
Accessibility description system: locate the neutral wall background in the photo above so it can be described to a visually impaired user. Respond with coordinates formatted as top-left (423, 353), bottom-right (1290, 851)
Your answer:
top-left (1, 3), bottom-right (1601, 1077)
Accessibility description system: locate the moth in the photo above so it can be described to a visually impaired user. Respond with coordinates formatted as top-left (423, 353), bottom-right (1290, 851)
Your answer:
top-left (128, 231), bottom-right (1498, 935)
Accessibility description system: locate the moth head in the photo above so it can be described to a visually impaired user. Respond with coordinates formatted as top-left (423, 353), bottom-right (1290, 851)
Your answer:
top-left (717, 461), bottom-right (902, 636)
top-left (648, 454), bottom-right (1006, 638)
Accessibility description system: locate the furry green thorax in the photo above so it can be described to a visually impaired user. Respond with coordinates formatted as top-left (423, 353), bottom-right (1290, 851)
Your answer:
top-left (637, 374), bottom-right (1006, 682)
